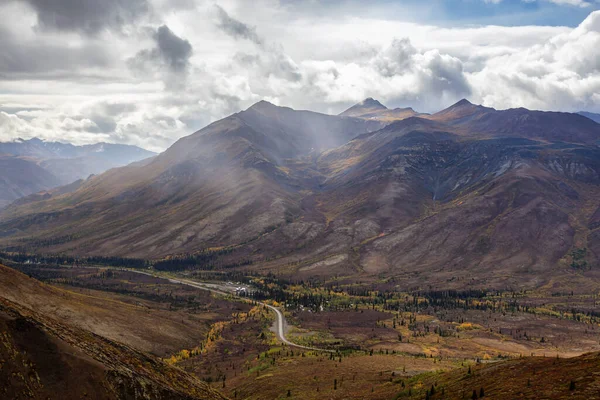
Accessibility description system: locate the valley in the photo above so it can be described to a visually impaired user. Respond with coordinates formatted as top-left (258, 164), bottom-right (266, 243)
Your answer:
top-left (1, 96), bottom-right (600, 398)
top-left (4, 256), bottom-right (600, 399)
top-left (3, 2), bottom-right (600, 398)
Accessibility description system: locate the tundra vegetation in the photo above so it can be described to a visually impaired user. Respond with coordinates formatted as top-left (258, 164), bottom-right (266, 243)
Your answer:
top-left (4, 253), bottom-right (600, 399)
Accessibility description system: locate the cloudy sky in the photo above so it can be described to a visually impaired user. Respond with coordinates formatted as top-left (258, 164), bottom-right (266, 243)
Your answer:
top-left (1, 0), bottom-right (599, 152)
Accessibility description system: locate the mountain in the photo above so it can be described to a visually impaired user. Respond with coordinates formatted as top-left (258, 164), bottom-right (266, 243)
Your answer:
top-left (429, 99), bottom-right (600, 145)
top-left (0, 155), bottom-right (62, 209)
top-left (0, 102), bottom-right (383, 258)
top-left (230, 100), bottom-right (384, 156)
top-left (340, 97), bottom-right (388, 117)
top-left (340, 98), bottom-right (422, 121)
top-left (0, 138), bottom-right (155, 209)
top-left (0, 100), bottom-right (599, 290)
top-left (0, 264), bottom-right (227, 400)
top-left (579, 111), bottom-right (600, 124)
top-left (0, 137), bottom-right (154, 161)
top-left (0, 137), bottom-right (156, 183)
top-left (8, 178), bottom-right (87, 208)
top-left (311, 116), bottom-right (600, 288)
top-left (39, 142), bottom-right (156, 184)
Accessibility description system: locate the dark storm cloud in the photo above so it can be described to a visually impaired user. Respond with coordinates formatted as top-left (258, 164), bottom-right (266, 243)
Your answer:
top-left (23, 0), bottom-right (149, 35)
top-left (154, 25), bottom-right (193, 72)
top-left (0, 25), bottom-right (111, 79)
top-left (214, 5), bottom-right (264, 46)
top-left (129, 25), bottom-right (193, 75)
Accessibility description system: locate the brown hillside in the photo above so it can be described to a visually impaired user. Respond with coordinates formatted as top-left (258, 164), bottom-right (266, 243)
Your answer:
top-left (405, 352), bottom-right (600, 399)
top-left (0, 264), bottom-right (227, 400)
top-left (429, 99), bottom-right (600, 145)
top-left (1, 100), bottom-right (599, 290)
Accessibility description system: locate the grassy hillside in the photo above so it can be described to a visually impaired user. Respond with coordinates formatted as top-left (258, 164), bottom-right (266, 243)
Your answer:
top-left (401, 351), bottom-right (600, 399)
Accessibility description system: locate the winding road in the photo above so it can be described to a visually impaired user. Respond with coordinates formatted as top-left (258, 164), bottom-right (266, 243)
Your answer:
top-left (129, 270), bottom-right (333, 353)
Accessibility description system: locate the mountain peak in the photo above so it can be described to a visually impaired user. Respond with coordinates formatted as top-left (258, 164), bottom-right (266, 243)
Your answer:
top-left (359, 97), bottom-right (387, 109)
top-left (452, 98), bottom-right (474, 108)
top-left (430, 98), bottom-right (487, 123)
top-left (247, 100), bottom-right (279, 111)
top-left (339, 98), bottom-right (388, 117)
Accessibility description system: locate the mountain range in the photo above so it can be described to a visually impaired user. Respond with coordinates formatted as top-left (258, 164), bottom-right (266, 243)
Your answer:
top-left (579, 111), bottom-right (600, 124)
top-left (0, 138), bottom-right (155, 209)
top-left (1, 99), bottom-right (599, 290)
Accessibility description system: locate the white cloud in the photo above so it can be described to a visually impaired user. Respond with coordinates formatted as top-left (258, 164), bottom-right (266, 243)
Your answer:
top-left (485, 0), bottom-right (592, 6)
top-left (0, 1), bottom-right (599, 152)
top-left (545, 0), bottom-right (591, 7)
top-left (470, 10), bottom-right (600, 110)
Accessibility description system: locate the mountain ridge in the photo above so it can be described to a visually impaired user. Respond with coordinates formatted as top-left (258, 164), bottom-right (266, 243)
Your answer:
top-left (429, 100), bottom-right (600, 144)
top-left (579, 111), bottom-right (600, 124)
top-left (1, 99), bottom-right (599, 290)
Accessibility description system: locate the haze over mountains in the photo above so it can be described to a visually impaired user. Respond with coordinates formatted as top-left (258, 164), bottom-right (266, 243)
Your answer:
top-left (0, 138), bottom-right (155, 209)
top-left (579, 111), bottom-right (600, 124)
top-left (1, 99), bottom-right (599, 290)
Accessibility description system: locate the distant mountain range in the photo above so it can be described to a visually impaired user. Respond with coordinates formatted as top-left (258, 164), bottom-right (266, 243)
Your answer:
top-left (579, 111), bottom-right (600, 124)
top-left (1, 99), bottom-right (599, 290)
top-left (0, 138), bottom-right (155, 208)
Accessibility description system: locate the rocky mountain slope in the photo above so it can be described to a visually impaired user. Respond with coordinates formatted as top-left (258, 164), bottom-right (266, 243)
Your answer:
top-left (0, 138), bottom-right (155, 208)
top-left (0, 264), bottom-right (227, 400)
top-left (0, 99), bottom-right (599, 290)
top-left (0, 103), bottom-right (382, 258)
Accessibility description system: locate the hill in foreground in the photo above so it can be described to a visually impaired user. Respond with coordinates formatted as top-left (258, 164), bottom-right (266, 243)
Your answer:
top-left (403, 351), bottom-right (600, 399)
top-left (0, 264), bottom-right (227, 400)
